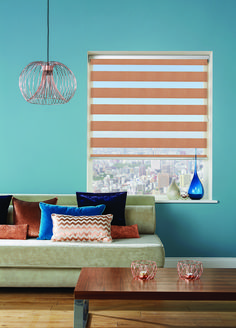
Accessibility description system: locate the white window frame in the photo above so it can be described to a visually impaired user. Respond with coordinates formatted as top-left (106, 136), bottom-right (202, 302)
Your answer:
top-left (87, 51), bottom-right (213, 202)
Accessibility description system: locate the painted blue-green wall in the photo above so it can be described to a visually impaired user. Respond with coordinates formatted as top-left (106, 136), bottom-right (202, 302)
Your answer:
top-left (0, 0), bottom-right (235, 257)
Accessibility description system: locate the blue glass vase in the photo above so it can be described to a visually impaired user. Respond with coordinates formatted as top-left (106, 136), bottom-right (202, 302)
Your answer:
top-left (188, 151), bottom-right (204, 200)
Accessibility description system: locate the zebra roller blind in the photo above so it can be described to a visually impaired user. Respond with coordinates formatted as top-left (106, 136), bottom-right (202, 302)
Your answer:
top-left (88, 54), bottom-right (210, 159)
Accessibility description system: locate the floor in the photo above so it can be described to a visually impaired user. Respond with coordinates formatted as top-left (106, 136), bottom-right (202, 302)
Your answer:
top-left (0, 288), bottom-right (236, 327)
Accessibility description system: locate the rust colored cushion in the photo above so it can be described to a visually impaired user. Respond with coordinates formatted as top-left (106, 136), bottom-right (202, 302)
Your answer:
top-left (0, 224), bottom-right (28, 239)
top-left (13, 197), bottom-right (58, 238)
top-left (111, 224), bottom-right (140, 239)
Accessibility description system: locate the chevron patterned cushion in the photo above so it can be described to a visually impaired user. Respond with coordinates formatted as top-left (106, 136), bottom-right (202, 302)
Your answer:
top-left (51, 213), bottom-right (113, 242)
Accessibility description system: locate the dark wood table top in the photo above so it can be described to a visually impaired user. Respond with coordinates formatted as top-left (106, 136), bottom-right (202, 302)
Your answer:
top-left (74, 267), bottom-right (236, 301)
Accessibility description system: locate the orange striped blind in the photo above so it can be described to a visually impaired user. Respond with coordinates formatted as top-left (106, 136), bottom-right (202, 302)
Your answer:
top-left (89, 56), bottom-right (209, 159)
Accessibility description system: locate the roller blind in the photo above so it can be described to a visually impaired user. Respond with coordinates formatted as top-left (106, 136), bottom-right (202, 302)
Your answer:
top-left (88, 55), bottom-right (209, 159)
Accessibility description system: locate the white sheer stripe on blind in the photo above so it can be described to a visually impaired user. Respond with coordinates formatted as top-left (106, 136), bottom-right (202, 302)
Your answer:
top-left (89, 56), bottom-right (209, 159)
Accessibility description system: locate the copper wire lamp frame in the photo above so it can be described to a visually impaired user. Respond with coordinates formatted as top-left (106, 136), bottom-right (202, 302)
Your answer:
top-left (19, 0), bottom-right (77, 105)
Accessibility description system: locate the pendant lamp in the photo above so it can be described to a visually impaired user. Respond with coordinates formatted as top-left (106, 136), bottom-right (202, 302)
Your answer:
top-left (19, 0), bottom-right (77, 105)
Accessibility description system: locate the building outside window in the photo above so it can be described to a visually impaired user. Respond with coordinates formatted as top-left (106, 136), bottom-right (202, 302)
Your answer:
top-left (87, 52), bottom-right (212, 201)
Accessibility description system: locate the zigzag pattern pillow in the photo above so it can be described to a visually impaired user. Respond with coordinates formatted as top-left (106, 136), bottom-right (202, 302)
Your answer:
top-left (51, 213), bottom-right (113, 242)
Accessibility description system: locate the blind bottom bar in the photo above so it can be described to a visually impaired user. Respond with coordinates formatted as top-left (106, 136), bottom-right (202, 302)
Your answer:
top-left (90, 154), bottom-right (207, 158)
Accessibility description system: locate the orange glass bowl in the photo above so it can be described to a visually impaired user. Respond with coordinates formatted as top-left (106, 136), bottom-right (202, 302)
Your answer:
top-left (177, 260), bottom-right (203, 280)
top-left (131, 260), bottom-right (157, 281)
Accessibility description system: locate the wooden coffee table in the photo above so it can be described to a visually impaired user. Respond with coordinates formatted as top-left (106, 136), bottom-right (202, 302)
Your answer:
top-left (74, 267), bottom-right (236, 328)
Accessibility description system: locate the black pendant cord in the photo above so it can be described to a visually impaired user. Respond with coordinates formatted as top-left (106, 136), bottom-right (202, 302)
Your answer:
top-left (47, 0), bottom-right (49, 63)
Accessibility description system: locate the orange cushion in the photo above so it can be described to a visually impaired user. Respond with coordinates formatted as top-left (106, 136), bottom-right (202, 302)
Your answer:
top-left (0, 224), bottom-right (28, 240)
top-left (13, 197), bottom-right (58, 238)
top-left (111, 224), bottom-right (140, 239)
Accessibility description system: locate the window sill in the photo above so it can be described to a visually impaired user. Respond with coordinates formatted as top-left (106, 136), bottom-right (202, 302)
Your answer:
top-left (155, 200), bottom-right (219, 204)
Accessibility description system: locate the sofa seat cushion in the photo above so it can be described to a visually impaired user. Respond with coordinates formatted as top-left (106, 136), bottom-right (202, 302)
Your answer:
top-left (0, 234), bottom-right (165, 268)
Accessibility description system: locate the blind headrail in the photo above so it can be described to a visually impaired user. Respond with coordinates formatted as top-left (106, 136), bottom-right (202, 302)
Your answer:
top-left (89, 53), bottom-right (210, 60)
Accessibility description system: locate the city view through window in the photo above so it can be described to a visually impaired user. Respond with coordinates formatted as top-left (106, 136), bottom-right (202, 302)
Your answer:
top-left (91, 158), bottom-right (208, 200)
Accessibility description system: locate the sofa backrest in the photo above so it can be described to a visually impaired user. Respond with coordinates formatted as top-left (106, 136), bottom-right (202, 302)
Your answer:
top-left (7, 194), bottom-right (156, 234)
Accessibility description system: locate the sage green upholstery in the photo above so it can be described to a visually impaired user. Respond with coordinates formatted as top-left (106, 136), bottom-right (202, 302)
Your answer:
top-left (0, 194), bottom-right (165, 287)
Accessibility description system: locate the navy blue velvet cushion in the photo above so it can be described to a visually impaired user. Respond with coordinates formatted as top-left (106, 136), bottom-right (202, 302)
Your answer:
top-left (0, 195), bottom-right (12, 224)
top-left (37, 203), bottom-right (106, 240)
top-left (76, 192), bottom-right (127, 226)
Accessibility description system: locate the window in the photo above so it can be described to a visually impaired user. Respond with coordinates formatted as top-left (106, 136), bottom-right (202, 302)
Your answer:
top-left (87, 52), bottom-right (212, 201)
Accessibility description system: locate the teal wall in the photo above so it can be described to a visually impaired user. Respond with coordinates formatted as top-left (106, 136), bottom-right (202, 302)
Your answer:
top-left (1, 0), bottom-right (235, 257)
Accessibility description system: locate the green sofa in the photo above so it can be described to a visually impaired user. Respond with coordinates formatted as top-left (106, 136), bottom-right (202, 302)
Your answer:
top-left (0, 194), bottom-right (165, 287)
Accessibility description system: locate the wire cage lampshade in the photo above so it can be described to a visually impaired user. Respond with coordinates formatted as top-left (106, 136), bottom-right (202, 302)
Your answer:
top-left (19, 61), bottom-right (77, 105)
top-left (19, 0), bottom-right (77, 105)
